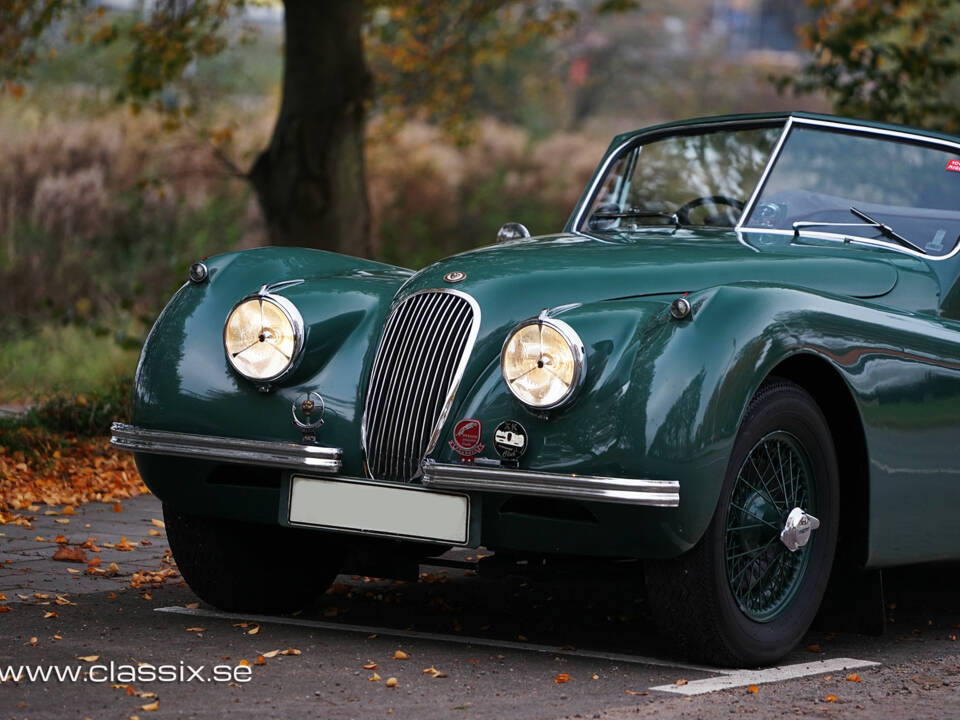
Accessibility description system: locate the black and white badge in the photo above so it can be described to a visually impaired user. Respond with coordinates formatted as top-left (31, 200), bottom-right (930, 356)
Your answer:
top-left (493, 421), bottom-right (527, 463)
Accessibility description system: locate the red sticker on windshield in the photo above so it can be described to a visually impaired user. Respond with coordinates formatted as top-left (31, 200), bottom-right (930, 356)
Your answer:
top-left (946, 159), bottom-right (960, 173)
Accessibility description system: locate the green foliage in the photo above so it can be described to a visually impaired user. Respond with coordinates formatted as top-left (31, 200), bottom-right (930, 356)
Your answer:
top-left (0, 325), bottom-right (139, 405)
top-left (783, 0), bottom-right (960, 132)
top-left (0, 0), bottom-right (84, 90)
top-left (32, 377), bottom-right (131, 436)
top-left (364, 1), bottom-right (580, 140)
top-left (0, 379), bottom-right (130, 451)
top-left (1, 187), bottom-right (251, 332)
top-left (2, 1), bottom-right (633, 135)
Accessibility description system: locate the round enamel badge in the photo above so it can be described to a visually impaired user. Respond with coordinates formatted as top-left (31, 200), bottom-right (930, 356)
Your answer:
top-left (493, 420), bottom-right (527, 463)
top-left (449, 419), bottom-right (484, 461)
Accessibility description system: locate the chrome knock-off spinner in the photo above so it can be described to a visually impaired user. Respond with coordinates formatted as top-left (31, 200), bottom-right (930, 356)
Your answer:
top-left (779, 507), bottom-right (820, 552)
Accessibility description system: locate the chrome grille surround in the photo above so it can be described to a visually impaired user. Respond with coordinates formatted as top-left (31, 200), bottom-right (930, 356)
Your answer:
top-left (362, 289), bottom-right (480, 482)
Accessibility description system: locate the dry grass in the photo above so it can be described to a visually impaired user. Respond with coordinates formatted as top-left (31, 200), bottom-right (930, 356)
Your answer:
top-left (367, 119), bottom-right (607, 264)
top-left (0, 101), bottom-right (608, 399)
top-left (1, 108), bottom-right (606, 328)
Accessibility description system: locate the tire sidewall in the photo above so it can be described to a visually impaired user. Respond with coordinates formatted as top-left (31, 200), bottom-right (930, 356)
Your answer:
top-left (709, 382), bottom-right (839, 665)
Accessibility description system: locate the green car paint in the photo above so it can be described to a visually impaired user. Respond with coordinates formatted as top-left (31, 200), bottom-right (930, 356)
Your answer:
top-left (131, 112), bottom-right (960, 568)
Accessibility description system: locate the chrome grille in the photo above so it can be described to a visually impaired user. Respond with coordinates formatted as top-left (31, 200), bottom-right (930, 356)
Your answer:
top-left (363, 290), bottom-right (479, 482)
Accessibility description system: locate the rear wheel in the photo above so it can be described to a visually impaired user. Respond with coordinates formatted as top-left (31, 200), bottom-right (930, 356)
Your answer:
top-left (164, 505), bottom-right (344, 614)
top-left (645, 379), bottom-right (839, 666)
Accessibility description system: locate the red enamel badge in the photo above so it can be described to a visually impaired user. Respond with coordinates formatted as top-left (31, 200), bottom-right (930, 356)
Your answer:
top-left (947, 159), bottom-right (960, 173)
top-left (450, 419), bottom-right (484, 462)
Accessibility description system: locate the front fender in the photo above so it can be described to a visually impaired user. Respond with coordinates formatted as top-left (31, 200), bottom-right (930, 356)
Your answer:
top-left (132, 247), bottom-right (412, 477)
top-left (436, 284), bottom-right (879, 555)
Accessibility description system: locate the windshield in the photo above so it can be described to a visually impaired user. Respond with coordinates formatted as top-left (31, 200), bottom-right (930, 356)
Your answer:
top-left (744, 125), bottom-right (960, 256)
top-left (582, 125), bottom-right (782, 233)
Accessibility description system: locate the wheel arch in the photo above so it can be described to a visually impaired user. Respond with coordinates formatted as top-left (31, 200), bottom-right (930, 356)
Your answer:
top-left (765, 353), bottom-right (870, 566)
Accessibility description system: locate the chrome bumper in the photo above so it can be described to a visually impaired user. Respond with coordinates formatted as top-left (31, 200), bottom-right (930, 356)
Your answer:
top-left (109, 423), bottom-right (342, 473)
top-left (421, 459), bottom-right (679, 507)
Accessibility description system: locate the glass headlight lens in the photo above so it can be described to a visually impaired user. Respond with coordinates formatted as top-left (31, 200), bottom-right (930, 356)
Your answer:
top-left (501, 319), bottom-right (584, 408)
top-left (224, 295), bottom-right (302, 382)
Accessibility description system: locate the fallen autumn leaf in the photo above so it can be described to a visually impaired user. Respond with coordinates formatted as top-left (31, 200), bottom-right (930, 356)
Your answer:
top-left (52, 545), bottom-right (87, 563)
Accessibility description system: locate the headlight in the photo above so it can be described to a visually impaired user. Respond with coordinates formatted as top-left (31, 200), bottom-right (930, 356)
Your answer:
top-left (501, 317), bottom-right (585, 409)
top-left (224, 293), bottom-right (304, 384)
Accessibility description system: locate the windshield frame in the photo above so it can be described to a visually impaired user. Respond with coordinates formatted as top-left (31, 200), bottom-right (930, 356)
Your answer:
top-left (571, 116), bottom-right (788, 234)
top-left (574, 114), bottom-right (960, 262)
top-left (737, 116), bottom-right (960, 262)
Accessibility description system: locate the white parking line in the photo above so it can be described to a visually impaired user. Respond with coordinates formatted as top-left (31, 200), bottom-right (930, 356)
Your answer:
top-left (649, 657), bottom-right (881, 695)
top-left (155, 606), bottom-right (716, 674)
top-left (155, 606), bottom-right (880, 694)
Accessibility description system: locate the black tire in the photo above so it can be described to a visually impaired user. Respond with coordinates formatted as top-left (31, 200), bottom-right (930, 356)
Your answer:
top-left (164, 505), bottom-right (344, 614)
top-left (645, 379), bottom-right (839, 666)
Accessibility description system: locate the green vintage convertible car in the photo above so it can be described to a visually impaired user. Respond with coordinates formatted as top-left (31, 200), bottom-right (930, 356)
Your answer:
top-left (113, 112), bottom-right (960, 666)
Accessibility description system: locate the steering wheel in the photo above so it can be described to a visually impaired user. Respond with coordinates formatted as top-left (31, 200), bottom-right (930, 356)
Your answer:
top-left (675, 195), bottom-right (745, 226)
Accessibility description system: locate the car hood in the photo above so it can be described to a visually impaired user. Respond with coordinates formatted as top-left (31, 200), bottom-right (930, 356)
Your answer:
top-left (391, 228), bottom-right (906, 388)
top-left (400, 229), bottom-right (900, 313)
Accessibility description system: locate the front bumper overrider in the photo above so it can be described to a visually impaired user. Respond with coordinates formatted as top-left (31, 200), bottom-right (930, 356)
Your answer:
top-left (110, 423), bottom-right (679, 508)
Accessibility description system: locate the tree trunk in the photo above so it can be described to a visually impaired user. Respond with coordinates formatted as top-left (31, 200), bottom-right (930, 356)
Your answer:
top-left (249, 0), bottom-right (373, 256)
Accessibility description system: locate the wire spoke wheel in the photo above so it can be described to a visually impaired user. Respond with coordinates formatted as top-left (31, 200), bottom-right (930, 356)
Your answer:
top-left (725, 431), bottom-right (815, 622)
top-left (644, 379), bottom-right (839, 666)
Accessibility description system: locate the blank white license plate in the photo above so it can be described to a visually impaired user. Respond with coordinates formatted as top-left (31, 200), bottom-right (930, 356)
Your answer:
top-left (288, 476), bottom-right (469, 544)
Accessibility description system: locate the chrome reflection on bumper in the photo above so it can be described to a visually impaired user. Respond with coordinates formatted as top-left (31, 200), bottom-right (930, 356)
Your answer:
top-left (109, 423), bottom-right (342, 473)
top-left (420, 459), bottom-right (679, 507)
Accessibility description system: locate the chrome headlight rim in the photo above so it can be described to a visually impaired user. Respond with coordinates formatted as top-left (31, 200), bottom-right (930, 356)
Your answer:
top-left (223, 291), bottom-right (305, 385)
top-left (500, 315), bottom-right (586, 410)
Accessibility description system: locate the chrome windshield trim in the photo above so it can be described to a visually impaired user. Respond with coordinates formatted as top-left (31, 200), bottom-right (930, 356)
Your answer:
top-left (572, 116), bottom-right (789, 233)
top-left (735, 115), bottom-right (794, 230)
top-left (736, 116), bottom-right (960, 261)
top-left (737, 226), bottom-right (960, 262)
top-left (110, 422), bottom-right (342, 473)
top-left (421, 459), bottom-right (679, 507)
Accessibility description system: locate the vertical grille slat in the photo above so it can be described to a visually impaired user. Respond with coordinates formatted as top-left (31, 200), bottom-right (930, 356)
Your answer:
top-left (386, 294), bottom-right (441, 480)
top-left (398, 295), bottom-right (453, 476)
top-left (376, 293), bottom-right (431, 479)
top-left (363, 290), bottom-right (478, 483)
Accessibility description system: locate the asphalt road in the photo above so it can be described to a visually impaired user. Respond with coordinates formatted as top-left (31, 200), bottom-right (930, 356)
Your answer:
top-left (3, 495), bottom-right (960, 719)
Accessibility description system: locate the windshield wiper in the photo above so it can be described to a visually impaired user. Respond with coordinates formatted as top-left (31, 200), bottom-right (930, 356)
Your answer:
top-left (792, 206), bottom-right (925, 254)
top-left (848, 207), bottom-right (925, 253)
top-left (590, 209), bottom-right (680, 229)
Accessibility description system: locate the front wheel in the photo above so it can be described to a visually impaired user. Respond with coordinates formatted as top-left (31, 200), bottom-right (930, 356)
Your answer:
top-left (164, 505), bottom-right (345, 614)
top-left (645, 379), bottom-right (839, 666)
